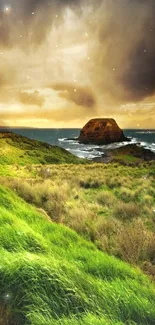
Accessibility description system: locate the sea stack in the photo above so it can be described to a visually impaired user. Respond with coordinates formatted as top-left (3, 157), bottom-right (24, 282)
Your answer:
top-left (78, 118), bottom-right (129, 145)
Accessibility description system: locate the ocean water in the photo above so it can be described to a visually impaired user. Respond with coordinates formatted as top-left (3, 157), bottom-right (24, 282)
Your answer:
top-left (3, 128), bottom-right (155, 159)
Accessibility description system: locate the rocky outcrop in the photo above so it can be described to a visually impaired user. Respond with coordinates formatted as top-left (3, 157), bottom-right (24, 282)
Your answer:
top-left (78, 118), bottom-right (129, 145)
top-left (93, 144), bottom-right (155, 164)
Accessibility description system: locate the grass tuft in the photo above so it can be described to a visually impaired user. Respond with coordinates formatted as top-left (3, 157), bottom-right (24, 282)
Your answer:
top-left (113, 202), bottom-right (140, 220)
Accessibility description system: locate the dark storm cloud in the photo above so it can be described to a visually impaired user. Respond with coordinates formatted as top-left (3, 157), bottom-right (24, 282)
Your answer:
top-left (122, 39), bottom-right (155, 101)
top-left (0, 0), bottom-right (81, 47)
top-left (0, 0), bottom-right (155, 104)
top-left (88, 0), bottom-right (155, 102)
top-left (52, 83), bottom-right (96, 108)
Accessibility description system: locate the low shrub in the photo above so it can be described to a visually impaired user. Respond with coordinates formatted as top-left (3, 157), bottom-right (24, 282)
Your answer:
top-left (118, 187), bottom-right (134, 202)
top-left (115, 220), bottom-right (150, 264)
top-left (79, 178), bottom-right (103, 189)
top-left (113, 202), bottom-right (140, 221)
top-left (106, 177), bottom-right (123, 189)
top-left (66, 204), bottom-right (97, 241)
top-left (97, 191), bottom-right (116, 207)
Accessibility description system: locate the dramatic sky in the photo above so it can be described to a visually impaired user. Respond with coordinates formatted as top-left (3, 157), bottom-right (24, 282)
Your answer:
top-left (0, 0), bottom-right (155, 128)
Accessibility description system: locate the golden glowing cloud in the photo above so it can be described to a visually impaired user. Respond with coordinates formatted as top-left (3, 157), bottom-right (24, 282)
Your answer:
top-left (0, 0), bottom-right (155, 128)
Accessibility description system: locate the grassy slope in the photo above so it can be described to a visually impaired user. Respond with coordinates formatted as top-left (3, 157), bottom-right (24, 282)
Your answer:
top-left (0, 132), bottom-right (84, 165)
top-left (1, 162), bottom-right (154, 276)
top-left (0, 185), bottom-right (155, 325)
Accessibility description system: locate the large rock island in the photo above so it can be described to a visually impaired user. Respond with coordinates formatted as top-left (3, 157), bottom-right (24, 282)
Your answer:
top-left (78, 118), bottom-right (129, 145)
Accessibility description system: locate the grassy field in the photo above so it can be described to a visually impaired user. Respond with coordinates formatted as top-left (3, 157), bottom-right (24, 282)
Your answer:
top-left (0, 184), bottom-right (155, 325)
top-left (0, 131), bottom-right (155, 324)
top-left (0, 133), bottom-right (84, 165)
top-left (1, 161), bottom-right (155, 279)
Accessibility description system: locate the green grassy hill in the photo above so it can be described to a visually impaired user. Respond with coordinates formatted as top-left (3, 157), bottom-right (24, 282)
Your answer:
top-left (1, 162), bottom-right (154, 277)
top-left (0, 185), bottom-right (155, 325)
top-left (0, 132), bottom-right (84, 165)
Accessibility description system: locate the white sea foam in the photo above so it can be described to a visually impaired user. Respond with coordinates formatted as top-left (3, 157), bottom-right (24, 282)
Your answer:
top-left (67, 146), bottom-right (103, 159)
top-left (70, 138), bottom-right (155, 159)
top-left (59, 138), bottom-right (80, 145)
top-left (63, 135), bottom-right (155, 159)
top-left (58, 138), bottom-right (66, 142)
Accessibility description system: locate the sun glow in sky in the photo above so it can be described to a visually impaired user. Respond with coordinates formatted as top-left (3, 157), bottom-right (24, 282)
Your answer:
top-left (0, 0), bottom-right (155, 128)
top-left (3, 4), bottom-right (12, 14)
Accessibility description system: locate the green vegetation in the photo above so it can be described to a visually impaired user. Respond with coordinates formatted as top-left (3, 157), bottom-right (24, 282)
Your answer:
top-left (1, 161), bottom-right (155, 279)
top-left (110, 144), bottom-right (155, 165)
top-left (0, 185), bottom-right (155, 325)
top-left (0, 131), bottom-right (155, 324)
top-left (0, 132), bottom-right (84, 165)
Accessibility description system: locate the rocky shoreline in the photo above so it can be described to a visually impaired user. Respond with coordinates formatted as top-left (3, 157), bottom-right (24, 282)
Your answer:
top-left (92, 144), bottom-right (155, 164)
